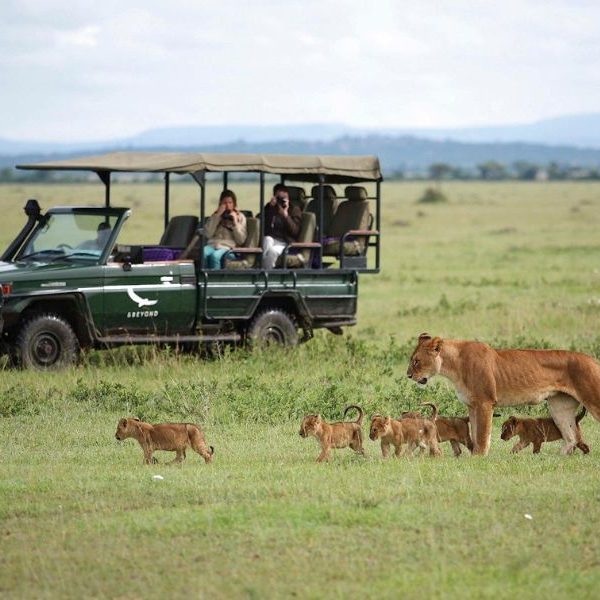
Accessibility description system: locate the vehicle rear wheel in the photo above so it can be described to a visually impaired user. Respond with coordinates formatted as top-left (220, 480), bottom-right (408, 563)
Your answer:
top-left (247, 309), bottom-right (298, 347)
top-left (16, 314), bottom-right (79, 370)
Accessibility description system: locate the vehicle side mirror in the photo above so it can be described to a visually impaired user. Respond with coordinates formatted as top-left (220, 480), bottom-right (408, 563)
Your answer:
top-left (122, 257), bottom-right (132, 271)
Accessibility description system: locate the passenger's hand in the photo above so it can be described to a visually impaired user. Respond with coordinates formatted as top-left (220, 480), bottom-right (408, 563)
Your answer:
top-left (276, 203), bottom-right (288, 217)
top-left (216, 204), bottom-right (227, 216)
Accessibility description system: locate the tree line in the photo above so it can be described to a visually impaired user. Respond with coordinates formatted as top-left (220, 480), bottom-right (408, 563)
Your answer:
top-left (1, 161), bottom-right (600, 183)
top-left (391, 161), bottom-right (600, 181)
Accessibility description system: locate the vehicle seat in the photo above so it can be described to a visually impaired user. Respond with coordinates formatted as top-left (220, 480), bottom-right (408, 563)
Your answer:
top-left (287, 186), bottom-right (308, 211)
top-left (322, 186), bottom-right (370, 257)
top-left (306, 185), bottom-right (338, 237)
top-left (178, 227), bottom-right (203, 260)
top-left (223, 217), bottom-right (262, 269)
top-left (276, 211), bottom-right (317, 268)
top-left (159, 215), bottom-right (199, 247)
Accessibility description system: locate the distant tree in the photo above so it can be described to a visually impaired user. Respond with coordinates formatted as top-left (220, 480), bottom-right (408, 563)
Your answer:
top-left (547, 162), bottom-right (566, 180)
top-left (0, 168), bottom-right (14, 182)
top-left (477, 161), bottom-right (507, 180)
top-left (389, 168), bottom-right (405, 180)
top-left (428, 162), bottom-right (454, 183)
top-left (512, 161), bottom-right (539, 181)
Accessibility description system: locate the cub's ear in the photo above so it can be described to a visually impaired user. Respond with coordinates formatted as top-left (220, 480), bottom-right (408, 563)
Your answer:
top-left (431, 337), bottom-right (443, 353)
top-left (385, 416), bottom-right (392, 424)
top-left (316, 414), bottom-right (322, 422)
top-left (119, 418), bottom-right (128, 427)
top-left (418, 332), bottom-right (432, 342)
top-left (132, 417), bottom-right (140, 422)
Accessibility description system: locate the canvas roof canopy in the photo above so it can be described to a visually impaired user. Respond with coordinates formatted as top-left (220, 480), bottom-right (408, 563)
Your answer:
top-left (17, 151), bottom-right (382, 183)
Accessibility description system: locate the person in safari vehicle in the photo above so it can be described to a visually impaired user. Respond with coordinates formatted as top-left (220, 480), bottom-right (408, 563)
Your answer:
top-left (262, 183), bottom-right (302, 269)
top-left (78, 221), bottom-right (112, 252)
top-left (203, 189), bottom-right (247, 269)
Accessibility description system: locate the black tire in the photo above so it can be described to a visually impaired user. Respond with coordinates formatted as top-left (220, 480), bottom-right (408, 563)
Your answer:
top-left (247, 309), bottom-right (298, 348)
top-left (16, 314), bottom-right (79, 370)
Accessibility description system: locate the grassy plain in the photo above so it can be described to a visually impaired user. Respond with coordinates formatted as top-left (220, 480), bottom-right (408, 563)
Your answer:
top-left (1, 181), bottom-right (600, 598)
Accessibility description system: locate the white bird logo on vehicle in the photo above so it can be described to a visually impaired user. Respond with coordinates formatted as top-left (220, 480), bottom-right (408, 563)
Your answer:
top-left (127, 287), bottom-right (158, 308)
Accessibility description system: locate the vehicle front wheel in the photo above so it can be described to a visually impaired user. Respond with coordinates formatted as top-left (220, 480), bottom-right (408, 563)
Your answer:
top-left (247, 309), bottom-right (298, 348)
top-left (16, 314), bottom-right (79, 370)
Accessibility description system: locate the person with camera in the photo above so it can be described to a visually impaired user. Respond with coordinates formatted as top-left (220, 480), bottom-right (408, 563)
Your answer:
top-left (262, 183), bottom-right (302, 269)
top-left (203, 189), bottom-right (247, 269)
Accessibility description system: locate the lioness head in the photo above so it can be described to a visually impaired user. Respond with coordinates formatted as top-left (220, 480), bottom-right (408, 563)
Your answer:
top-left (369, 415), bottom-right (392, 440)
top-left (299, 414), bottom-right (322, 438)
top-left (407, 333), bottom-right (443, 385)
top-left (115, 417), bottom-right (140, 441)
top-left (500, 417), bottom-right (518, 441)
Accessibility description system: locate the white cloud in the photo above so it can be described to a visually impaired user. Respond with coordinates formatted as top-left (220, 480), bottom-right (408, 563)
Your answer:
top-left (1, 0), bottom-right (599, 140)
top-left (55, 26), bottom-right (100, 48)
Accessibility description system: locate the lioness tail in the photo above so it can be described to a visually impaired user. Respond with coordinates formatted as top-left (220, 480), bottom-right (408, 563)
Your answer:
top-left (343, 404), bottom-right (364, 425)
top-left (421, 402), bottom-right (438, 421)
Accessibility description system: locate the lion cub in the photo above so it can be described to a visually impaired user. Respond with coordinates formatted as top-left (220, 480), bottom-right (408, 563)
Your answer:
top-left (402, 403), bottom-right (473, 457)
top-left (115, 417), bottom-right (214, 464)
top-left (299, 405), bottom-right (365, 462)
top-left (369, 412), bottom-right (442, 458)
top-left (500, 408), bottom-right (589, 454)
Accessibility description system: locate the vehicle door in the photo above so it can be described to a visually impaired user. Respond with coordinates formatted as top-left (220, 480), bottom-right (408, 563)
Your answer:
top-left (101, 260), bottom-right (196, 336)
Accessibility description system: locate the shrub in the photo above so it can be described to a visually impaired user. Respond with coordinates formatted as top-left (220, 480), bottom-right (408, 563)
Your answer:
top-left (417, 187), bottom-right (448, 204)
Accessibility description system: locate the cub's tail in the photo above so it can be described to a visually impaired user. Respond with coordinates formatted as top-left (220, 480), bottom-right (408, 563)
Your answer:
top-left (421, 402), bottom-right (438, 422)
top-left (344, 404), bottom-right (364, 425)
top-left (576, 406), bottom-right (587, 424)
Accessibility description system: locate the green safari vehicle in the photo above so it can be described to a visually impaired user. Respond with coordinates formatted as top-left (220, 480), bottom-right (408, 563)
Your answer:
top-left (0, 152), bottom-right (382, 369)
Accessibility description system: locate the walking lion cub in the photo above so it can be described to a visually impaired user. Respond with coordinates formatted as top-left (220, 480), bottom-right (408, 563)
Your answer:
top-left (299, 405), bottom-right (365, 462)
top-left (115, 417), bottom-right (214, 465)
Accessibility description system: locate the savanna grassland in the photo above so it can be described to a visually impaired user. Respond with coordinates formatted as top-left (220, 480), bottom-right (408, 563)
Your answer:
top-left (1, 180), bottom-right (600, 599)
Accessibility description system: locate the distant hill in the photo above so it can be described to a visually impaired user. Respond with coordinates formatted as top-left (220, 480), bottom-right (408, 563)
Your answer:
top-left (392, 113), bottom-right (600, 149)
top-left (3, 113), bottom-right (600, 157)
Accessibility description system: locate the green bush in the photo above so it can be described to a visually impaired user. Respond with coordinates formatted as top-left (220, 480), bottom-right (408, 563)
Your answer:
top-left (417, 186), bottom-right (448, 203)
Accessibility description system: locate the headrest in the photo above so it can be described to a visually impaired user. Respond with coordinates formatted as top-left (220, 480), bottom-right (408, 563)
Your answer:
top-left (310, 185), bottom-right (337, 201)
top-left (344, 186), bottom-right (368, 201)
top-left (286, 186), bottom-right (307, 209)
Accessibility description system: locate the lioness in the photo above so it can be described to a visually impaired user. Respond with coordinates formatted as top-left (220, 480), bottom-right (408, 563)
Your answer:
top-left (500, 407), bottom-right (589, 454)
top-left (369, 413), bottom-right (442, 457)
top-left (401, 403), bottom-right (473, 457)
top-left (407, 333), bottom-right (600, 456)
top-left (299, 405), bottom-right (365, 462)
top-left (115, 418), bottom-right (214, 464)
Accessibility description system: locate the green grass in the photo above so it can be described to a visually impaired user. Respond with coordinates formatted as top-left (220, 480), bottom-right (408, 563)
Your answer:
top-left (2, 181), bottom-right (600, 598)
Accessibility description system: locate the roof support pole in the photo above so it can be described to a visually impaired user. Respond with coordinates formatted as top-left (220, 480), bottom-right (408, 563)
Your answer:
top-left (98, 171), bottom-right (111, 207)
top-left (259, 172), bottom-right (265, 269)
top-left (317, 174), bottom-right (324, 269)
top-left (223, 172), bottom-right (228, 190)
top-left (375, 180), bottom-right (381, 271)
top-left (199, 171), bottom-right (206, 269)
top-left (190, 170), bottom-right (207, 269)
top-left (164, 172), bottom-right (170, 230)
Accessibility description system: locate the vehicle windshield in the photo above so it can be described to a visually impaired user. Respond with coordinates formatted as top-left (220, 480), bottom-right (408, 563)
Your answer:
top-left (18, 212), bottom-right (118, 263)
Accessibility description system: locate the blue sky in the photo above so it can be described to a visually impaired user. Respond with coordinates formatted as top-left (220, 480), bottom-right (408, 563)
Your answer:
top-left (2, 0), bottom-right (600, 141)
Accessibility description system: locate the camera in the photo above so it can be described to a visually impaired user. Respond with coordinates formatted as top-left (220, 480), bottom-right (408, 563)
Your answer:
top-left (276, 195), bottom-right (287, 207)
top-left (222, 210), bottom-right (234, 221)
